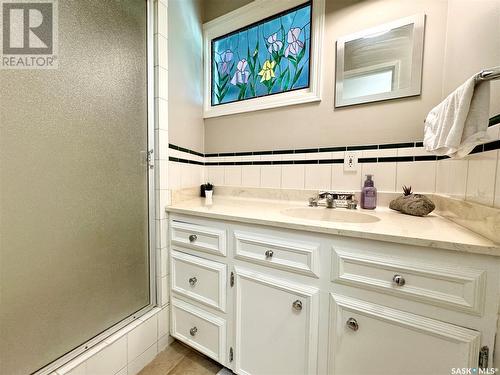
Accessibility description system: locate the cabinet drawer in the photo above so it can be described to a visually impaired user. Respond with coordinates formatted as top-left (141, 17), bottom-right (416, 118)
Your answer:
top-left (332, 248), bottom-right (486, 315)
top-left (329, 294), bottom-right (481, 375)
top-left (233, 230), bottom-right (320, 277)
top-left (171, 220), bottom-right (226, 256)
top-left (171, 250), bottom-right (227, 312)
top-left (171, 298), bottom-right (226, 363)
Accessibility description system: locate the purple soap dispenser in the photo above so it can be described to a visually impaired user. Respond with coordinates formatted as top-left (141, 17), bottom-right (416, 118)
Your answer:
top-left (361, 174), bottom-right (377, 209)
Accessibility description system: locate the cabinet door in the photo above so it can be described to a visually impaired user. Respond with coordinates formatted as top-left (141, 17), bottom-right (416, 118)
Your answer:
top-left (329, 294), bottom-right (481, 375)
top-left (234, 267), bottom-right (319, 375)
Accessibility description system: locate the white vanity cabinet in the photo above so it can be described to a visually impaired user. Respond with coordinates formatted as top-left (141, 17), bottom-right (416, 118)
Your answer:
top-left (234, 267), bottom-right (319, 375)
top-left (329, 294), bottom-right (481, 375)
top-left (168, 214), bottom-right (499, 375)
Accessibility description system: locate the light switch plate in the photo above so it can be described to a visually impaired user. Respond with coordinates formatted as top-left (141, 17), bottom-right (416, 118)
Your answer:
top-left (344, 151), bottom-right (359, 171)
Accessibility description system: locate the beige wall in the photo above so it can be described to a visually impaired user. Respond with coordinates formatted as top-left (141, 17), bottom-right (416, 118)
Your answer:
top-left (203, 0), bottom-right (253, 22)
top-left (441, 0), bottom-right (500, 116)
top-left (168, 0), bottom-right (205, 153)
top-left (204, 0), bottom-right (449, 153)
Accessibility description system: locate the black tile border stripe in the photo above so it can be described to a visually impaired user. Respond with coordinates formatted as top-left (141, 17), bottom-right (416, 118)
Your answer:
top-left (168, 130), bottom-right (500, 166)
top-left (171, 155), bottom-right (466, 166)
top-left (489, 114), bottom-right (500, 127)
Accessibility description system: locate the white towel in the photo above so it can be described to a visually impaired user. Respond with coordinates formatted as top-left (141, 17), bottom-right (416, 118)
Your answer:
top-left (423, 75), bottom-right (491, 159)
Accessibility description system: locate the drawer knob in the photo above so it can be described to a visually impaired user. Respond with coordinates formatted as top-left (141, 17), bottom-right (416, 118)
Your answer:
top-left (189, 234), bottom-right (197, 243)
top-left (392, 274), bottom-right (406, 286)
top-left (189, 326), bottom-right (198, 336)
top-left (292, 299), bottom-right (302, 311)
top-left (346, 318), bottom-right (359, 331)
top-left (189, 277), bottom-right (197, 286)
top-left (265, 249), bottom-right (274, 259)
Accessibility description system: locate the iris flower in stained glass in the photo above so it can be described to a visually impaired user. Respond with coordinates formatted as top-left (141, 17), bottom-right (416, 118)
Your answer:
top-left (211, 1), bottom-right (312, 106)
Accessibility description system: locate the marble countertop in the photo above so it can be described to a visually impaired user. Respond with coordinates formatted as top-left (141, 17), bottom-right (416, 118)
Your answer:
top-left (166, 196), bottom-right (500, 256)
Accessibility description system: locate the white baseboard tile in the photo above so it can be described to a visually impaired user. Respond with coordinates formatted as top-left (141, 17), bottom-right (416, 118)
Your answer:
top-left (55, 306), bottom-right (171, 375)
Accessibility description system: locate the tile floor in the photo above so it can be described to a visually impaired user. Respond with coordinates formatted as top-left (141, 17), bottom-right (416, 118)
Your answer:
top-left (138, 340), bottom-right (223, 375)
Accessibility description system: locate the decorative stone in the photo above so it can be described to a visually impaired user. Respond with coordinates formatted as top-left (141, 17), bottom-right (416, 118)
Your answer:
top-left (390, 194), bottom-right (435, 217)
top-left (389, 195), bottom-right (412, 211)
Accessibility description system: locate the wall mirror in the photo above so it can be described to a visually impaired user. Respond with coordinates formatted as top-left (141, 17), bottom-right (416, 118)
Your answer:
top-left (335, 14), bottom-right (425, 108)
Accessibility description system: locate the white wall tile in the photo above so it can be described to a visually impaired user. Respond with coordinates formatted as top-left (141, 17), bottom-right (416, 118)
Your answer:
top-left (397, 147), bottom-right (428, 157)
top-left (224, 156), bottom-right (239, 163)
top-left (155, 34), bottom-right (168, 69)
top-left (396, 161), bottom-right (437, 193)
top-left (156, 189), bottom-right (169, 220)
top-left (224, 166), bottom-right (242, 186)
top-left (155, 97), bottom-right (168, 130)
top-left (158, 160), bottom-right (168, 190)
top-left (160, 247), bottom-right (168, 277)
top-left (495, 156), bottom-right (500, 208)
top-left (207, 166), bottom-right (224, 185)
top-left (260, 166), bottom-right (281, 188)
top-left (331, 151), bottom-right (345, 159)
top-left (155, 66), bottom-right (168, 100)
top-left (167, 162), bottom-right (180, 190)
top-left (362, 149), bottom-right (397, 158)
top-left (360, 162), bottom-right (396, 192)
top-left (155, 219), bottom-right (167, 250)
top-left (435, 159), bottom-right (468, 199)
top-left (281, 165), bottom-right (305, 189)
top-left (258, 154), bottom-right (278, 161)
top-left (466, 150), bottom-right (498, 206)
top-left (331, 164), bottom-right (362, 191)
top-left (487, 124), bottom-right (500, 140)
top-left (154, 129), bottom-right (169, 160)
top-left (86, 336), bottom-right (126, 375)
top-left (127, 343), bottom-right (158, 375)
top-left (157, 306), bottom-right (170, 338)
top-left (241, 166), bottom-right (261, 187)
top-left (128, 315), bottom-right (158, 361)
top-left (114, 367), bottom-right (127, 375)
top-left (306, 152), bottom-right (332, 160)
top-left (180, 164), bottom-right (202, 188)
top-left (305, 164), bottom-right (331, 190)
top-left (156, 0), bottom-right (168, 37)
top-left (160, 275), bottom-right (170, 306)
top-left (282, 153), bottom-right (305, 161)
top-left (58, 363), bottom-right (86, 375)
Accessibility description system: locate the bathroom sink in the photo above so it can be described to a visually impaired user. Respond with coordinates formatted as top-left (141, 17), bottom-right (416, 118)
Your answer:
top-left (281, 207), bottom-right (380, 223)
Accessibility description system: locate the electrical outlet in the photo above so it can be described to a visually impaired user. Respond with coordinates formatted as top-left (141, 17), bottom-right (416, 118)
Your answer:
top-left (344, 151), bottom-right (359, 171)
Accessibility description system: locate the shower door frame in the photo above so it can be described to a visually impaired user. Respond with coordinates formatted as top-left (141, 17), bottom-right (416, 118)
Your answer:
top-left (35, 0), bottom-right (157, 373)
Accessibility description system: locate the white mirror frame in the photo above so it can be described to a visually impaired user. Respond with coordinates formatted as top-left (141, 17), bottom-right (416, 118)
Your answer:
top-left (335, 14), bottom-right (426, 108)
top-left (202, 0), bottom-right (325, 119)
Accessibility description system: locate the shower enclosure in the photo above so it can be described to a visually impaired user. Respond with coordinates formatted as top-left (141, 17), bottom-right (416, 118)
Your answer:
top-left (0, 1), bottom-right (155, 374)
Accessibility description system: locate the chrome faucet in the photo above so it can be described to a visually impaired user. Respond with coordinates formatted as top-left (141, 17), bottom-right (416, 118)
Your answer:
top-left (308, 191), bottom-right (335, 208)
top-left (308, 191), bottom-right (358, 209)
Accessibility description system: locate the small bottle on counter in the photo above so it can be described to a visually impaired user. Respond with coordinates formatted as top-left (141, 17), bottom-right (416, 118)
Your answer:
top-left (360, 174), bottom-right (377, 209)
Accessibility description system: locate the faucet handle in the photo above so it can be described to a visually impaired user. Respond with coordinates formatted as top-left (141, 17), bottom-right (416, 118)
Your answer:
top-left (308, 197), bottom-right (318, 207)
top-left (326, 194), bottom-right (335, 209)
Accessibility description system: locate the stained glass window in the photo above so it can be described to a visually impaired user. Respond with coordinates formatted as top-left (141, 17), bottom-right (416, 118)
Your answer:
top-left (211, 1), bottom-right (312, 106)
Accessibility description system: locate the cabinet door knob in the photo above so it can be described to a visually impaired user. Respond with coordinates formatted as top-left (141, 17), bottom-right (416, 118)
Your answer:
top-left (189, 277), bottom-right (197, 286)
top-left (292, 300), bottom-right (302, 311)
top-left (265, 249), bottom-right (274, 258)
top-left (189, 234), bottom-right (197, 243)
top-left (189, 326), bottom-right (198, 336)
top-left (392, 274), bottom-right (406, 286)
top-left (346, 318), bottom-right (359, 331)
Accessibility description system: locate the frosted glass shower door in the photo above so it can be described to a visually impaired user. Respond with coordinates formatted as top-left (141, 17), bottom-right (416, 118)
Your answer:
top-left (0, 1), bottom-right (152, 374)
